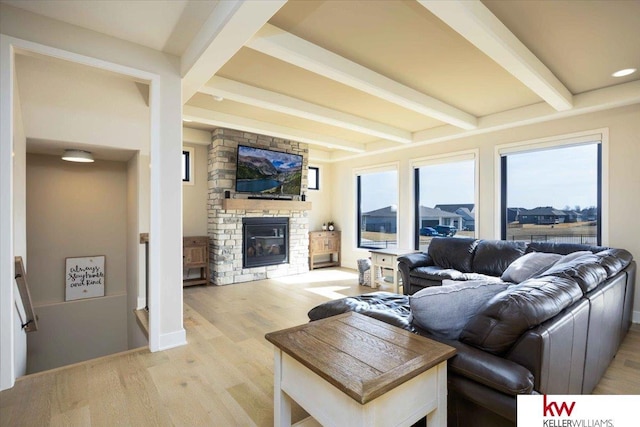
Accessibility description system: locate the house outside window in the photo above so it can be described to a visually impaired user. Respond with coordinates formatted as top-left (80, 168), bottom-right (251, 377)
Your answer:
top-left (499, 131), bottom-right (605, 245)
top-left (413, 153), bottom-right (477, 251)
top-left (356, 165), bottom-right (398, 249)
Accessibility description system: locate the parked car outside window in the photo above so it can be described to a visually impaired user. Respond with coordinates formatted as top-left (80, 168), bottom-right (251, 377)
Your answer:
top-left (419, 227), bottom-right (438, 236)
top-left (434, 225), bottom-right (457, 236)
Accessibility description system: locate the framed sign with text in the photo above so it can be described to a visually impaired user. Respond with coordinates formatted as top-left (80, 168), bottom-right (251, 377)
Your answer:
top-left (65, 255), bottom-right (105, 301)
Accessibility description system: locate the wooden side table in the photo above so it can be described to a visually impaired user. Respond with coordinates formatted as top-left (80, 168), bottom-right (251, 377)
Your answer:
top-left (369, 248), bottom-right (418, 293)
top-left (183, 236), bottom-right (209, 286)
top-left (265, 312), bottom-right (456, 427)
top-left (309, 230), bottom-right (341, 270)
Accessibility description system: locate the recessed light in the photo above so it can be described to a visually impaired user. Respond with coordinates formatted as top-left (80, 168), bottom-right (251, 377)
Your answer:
top-left (212, 95), bottom-right (224, 102)
top-left (612, 68), bottom-right (637, 78)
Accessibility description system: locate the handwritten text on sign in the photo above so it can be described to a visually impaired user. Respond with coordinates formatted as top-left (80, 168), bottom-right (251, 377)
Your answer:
top-left (65, 256), bottom-right (105, 301)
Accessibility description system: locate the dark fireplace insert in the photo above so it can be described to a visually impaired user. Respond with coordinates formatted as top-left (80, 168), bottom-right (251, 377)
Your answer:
top-left (242, 217), bottom-right (289, 268)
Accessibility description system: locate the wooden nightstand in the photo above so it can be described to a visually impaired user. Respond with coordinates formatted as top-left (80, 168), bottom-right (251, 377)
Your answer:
top-left (183, 236), bottom-right (209, 286)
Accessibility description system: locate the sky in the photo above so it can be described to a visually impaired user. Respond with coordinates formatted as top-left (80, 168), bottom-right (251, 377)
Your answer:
top-left (359, 143), bottom-right (598, 213)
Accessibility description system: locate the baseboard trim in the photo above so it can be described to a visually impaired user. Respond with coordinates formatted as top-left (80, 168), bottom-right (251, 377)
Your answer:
top-left (633, 310), bottom-right (640, 324)
top-left (158, 329), bottom-right (187, 351)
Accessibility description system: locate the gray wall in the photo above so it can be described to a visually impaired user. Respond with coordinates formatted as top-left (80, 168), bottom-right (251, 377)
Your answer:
top-left (26, 154), bottom-right (128, 373)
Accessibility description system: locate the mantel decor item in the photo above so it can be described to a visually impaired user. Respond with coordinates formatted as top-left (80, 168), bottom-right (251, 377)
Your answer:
top-left (322, 223), bottom-right (327, 231)
top-left (328, 221), bottom-right (335, 231)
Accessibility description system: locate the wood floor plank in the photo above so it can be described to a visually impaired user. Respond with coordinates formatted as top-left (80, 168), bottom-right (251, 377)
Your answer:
top-left (1, 268), bottom-right (638, 426)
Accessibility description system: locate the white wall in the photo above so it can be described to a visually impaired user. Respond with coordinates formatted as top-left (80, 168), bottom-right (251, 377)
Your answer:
top-left (1, 4), bottom-right (185, 389)
top-left (182, 142), bottom-right (208, 237)
top-left (127, 153), bottom-right (148, 349)
top-left (15, 54), bottom-right (149, 153)
top-left (307, 162), bottom-right (333, 232)
top-left (330, 104), bottom-right (640, 319)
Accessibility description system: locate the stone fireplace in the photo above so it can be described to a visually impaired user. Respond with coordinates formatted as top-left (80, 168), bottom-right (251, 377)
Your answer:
top-left (207, 128), bottom-right (310, 285)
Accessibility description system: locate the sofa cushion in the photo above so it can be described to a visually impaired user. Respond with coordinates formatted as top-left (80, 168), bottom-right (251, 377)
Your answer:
top-left (409, 280), bottom-right (509, 340)
top-left (428, 237), bottom-right (479, 273)
top-left (541, 253), bottom-right (607, 293)
top-left (410, 266), bottom-right (467, 281)
top-left (500, 252), bottom-right (562, 284)
top-left (460, 276), bottom-right (583, 355)
top-left (472, 240), bottom-right (528, 277)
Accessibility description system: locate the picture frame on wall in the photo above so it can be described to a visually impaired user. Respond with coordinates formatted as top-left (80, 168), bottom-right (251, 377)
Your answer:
top-left (65, 255), bottom-right (106, 301)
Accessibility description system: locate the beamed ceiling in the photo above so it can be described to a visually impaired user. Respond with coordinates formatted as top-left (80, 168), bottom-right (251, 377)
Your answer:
top-left (4, 0), bottom-right (640, 162)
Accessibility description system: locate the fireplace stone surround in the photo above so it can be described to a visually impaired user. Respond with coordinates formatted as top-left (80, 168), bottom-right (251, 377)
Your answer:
top-left (207, 128), bottom-right (310, 285)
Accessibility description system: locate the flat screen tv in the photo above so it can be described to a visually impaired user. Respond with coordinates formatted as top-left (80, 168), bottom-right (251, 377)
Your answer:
top-left (235, 145), bottom-right (303, 196)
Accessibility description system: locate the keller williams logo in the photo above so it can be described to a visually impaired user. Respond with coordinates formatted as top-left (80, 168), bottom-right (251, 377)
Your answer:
top-left (543, 395), bottom-right (576, 417)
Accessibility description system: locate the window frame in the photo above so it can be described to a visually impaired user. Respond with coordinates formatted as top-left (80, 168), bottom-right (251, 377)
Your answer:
top-left (354, 163), bottom-right (400, 250)
top-left (308, 166), bottom-right (319, 190)
top-left (411, 150), bottom-right (479, 250)
top-left (182, 147), bottom-right (194, 185)
top-left (495, 129), bottom-right (608, 245)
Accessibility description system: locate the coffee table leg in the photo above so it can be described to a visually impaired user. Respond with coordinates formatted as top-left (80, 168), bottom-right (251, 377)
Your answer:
top-left (274, 348), bottom-right (292, 427)
top-left (426, 362), bottom-right (447, 427)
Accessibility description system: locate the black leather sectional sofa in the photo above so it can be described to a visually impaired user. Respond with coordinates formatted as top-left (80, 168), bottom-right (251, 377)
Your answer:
top-left (308, 238), bottom-right (636, 427)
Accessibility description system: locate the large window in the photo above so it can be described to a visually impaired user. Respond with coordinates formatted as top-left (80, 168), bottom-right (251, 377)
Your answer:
top-left (414, 155), bottom-right (476, 251)
top-left (357, 167), bottom-right (398, 249)
top-left (501, 139), bottom-right (602, 245)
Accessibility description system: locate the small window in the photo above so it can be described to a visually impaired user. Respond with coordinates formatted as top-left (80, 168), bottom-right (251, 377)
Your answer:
top-left (308, 166), bottom-right (319, 190)
top-left (182, 147), bottom-right (194, 184)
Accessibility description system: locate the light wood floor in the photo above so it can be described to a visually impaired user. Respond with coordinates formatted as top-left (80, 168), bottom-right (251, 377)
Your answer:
top-left (1, 268), bottom-right (638, 426)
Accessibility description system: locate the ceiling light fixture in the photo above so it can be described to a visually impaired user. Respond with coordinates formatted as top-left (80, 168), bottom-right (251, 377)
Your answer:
top-left (62, 149), bottom-right (94, 163)
top-left (612, 68), bottom-right (637, 78)
top-left (183, 119), bottom-right (193, 122)
top-left (212, 95), bottom-right (224, 102)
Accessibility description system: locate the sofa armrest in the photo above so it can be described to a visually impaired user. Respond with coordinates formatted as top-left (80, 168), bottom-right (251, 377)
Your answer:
top-left (398, 253), bottom-right (433, 295)
top-left (397, 252), bottom-right (432, 269)
top-left (446, 340), bottom-right (534, 396)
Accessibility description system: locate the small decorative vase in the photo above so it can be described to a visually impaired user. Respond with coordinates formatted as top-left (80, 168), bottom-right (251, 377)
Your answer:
top-left (322, 224), bottom-right (327, 231)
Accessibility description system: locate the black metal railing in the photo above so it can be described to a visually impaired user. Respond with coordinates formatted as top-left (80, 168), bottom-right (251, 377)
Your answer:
top-left (508, 234), bottom-right (597, 245)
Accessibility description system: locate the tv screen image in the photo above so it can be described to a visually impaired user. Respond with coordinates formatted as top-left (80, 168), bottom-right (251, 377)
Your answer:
top-left (236, 145), bottom-right (303, 196)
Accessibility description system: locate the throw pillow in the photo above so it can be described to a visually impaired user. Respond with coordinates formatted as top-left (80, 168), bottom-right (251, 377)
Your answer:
top-left (409, 280), bottom-right (509, 340)
top-left (500, 252), bottom-right (562, 284)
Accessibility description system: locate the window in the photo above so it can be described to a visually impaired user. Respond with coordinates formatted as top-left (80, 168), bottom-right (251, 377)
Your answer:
top-left (413, 154), bottom-right (477, 251)
top-left (182, 147), bottom-right (194, 184)
top-left (500, 136), bottom-right (602, 245)
top-left (308, 166), bottom-right (319, 190)
top-left (356, 167), bottom-right (398, 249)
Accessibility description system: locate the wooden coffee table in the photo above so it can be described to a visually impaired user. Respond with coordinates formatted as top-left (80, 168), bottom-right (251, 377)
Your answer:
top-left (265, 312), bottom-right (456, 427)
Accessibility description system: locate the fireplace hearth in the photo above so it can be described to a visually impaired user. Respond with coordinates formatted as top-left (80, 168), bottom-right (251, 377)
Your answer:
top-left (243, 217), bottom-right (289, 268)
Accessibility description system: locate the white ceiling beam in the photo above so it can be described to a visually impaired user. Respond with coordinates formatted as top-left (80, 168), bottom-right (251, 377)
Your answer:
top-left (201, 77), bottom-right (412, 144)
top-left (418, 0), bottom-right (573, 111)
top-left (181, 0), bottom-right (286, 103)
top-left (183, 105), bottom-right (366, 153)
top-left (246, 23), bottom-right (478, 130)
